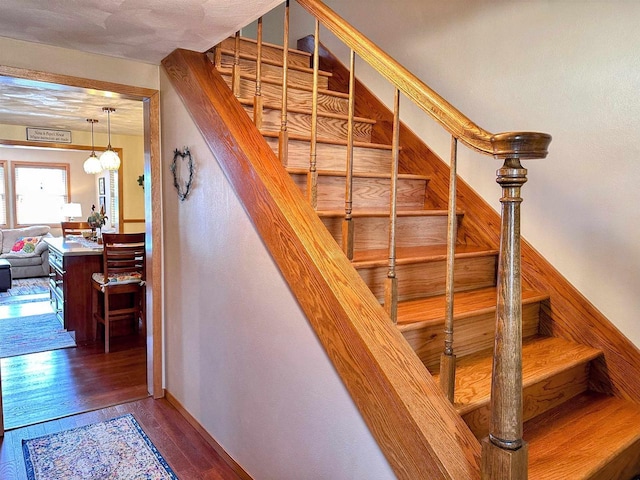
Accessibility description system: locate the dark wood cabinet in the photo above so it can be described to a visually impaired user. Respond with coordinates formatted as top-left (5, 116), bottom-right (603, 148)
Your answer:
top-left (45, 238), bottom-right (102, 343)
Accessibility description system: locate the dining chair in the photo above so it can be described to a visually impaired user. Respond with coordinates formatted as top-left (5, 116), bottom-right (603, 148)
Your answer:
top-left (61, 221), bottom-right (92, 237)
top-left (91, 233), bottom-right (145, 352)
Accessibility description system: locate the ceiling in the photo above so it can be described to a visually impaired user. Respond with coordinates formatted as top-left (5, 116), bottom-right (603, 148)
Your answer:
top-left (0, 0), bottom-right (282, 137)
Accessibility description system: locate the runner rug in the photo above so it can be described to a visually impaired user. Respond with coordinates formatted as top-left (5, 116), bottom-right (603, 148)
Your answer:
top-left (0, 276), bottom-right (50, 305)
top-left (0, 313), bottom-right (76, 358)
top-left (23, 414), bottom-right (178, 480)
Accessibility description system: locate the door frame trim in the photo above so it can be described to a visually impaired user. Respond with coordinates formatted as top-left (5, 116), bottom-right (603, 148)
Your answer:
top-left (0, 65), bottom-right (164, 400)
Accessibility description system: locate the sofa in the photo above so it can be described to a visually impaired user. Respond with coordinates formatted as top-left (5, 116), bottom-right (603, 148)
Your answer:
top-left (0, 225), bottom-right (52, 278)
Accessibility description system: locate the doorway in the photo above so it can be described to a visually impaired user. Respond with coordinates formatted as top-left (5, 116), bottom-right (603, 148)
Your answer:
top-left (0, 65), bottom-right (163, 434)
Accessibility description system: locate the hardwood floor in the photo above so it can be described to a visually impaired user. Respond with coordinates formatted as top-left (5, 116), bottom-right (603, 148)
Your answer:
top-left (0, 300), bottom-right (148, 430)
top-left (0, 299), bottom-right (243, 479)
top-left (0, 397), bottom-right (243, 479)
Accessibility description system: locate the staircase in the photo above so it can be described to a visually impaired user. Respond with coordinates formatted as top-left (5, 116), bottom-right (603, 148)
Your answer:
top-left (209, 31), bottom-right (640, 479)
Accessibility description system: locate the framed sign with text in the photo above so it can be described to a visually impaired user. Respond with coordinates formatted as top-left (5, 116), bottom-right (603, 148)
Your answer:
top-left (26, 127), bottom-right (72, 143)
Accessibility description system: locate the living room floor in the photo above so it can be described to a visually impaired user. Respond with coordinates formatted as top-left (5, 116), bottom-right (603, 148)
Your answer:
top-left (0, 297), bottom-right (148, 430)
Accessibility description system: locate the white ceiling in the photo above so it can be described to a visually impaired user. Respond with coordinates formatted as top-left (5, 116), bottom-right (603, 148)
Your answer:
top-left (0, 0), bottom-right (282, 136)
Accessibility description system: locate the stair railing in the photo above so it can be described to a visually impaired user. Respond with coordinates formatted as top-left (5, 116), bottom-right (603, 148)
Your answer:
top-left (226, 1), bottom-right (551, 477)
top-left (440, 136), bottom-right (458, 402)
top-left (308, 19), bottom-right (320, 208)
top-left (384, 88), bottom-right (401, 324)
top-left (253, 17), bottom-right (264, 129)
top-left (293, 1), bottom-right (551, 478)
top-left (342, 49), bottom-right (356, 259)
top-left (279, 0), bottom-right (290, 164)
top-left (231, 31), bottom-right (241, 97)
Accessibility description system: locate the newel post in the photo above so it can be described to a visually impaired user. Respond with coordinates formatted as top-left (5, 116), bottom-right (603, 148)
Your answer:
top-left (481, 132), bottom-right (551, 480)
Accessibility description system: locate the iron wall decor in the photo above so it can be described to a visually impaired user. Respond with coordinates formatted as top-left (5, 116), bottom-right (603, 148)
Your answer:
top-left (171, 147), bottom-right (195, 201)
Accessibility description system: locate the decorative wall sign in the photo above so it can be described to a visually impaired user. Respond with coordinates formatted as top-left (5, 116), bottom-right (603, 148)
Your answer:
top-left (26, 127), bottom-right (72, 143)
top-left (170, 147), bottom-right (194, 201)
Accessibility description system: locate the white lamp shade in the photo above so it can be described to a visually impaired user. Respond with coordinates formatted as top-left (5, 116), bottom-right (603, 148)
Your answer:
top-left (100, 149), bottom-right (120, 171)
top-left (84, 153), bottom-right (103, 174)
top-left (61, 202), bottom-right (82, 219)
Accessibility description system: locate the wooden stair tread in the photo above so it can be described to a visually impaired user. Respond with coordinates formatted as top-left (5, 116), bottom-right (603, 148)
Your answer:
top-left (432, 336), bottom-right (602, 416)
top-left (261, 130), bottom-right (394, 149)
top-left (397, 286), bottom-right (548, 329)
top-left (317, 208), bottom-right (462, 218)
top-left (218, 69), bottom-right (348, 98)
top-left (218, 48), bottom-right (332, 77)
top-left (247, 101), bottom-right (376, 124)
top-left (526, 391), bottom-right (640, 479)
top-left (352, 244), bottom-right (497, 268)
top-left (286, 167), bottom-right (428, 181)
top-left (220, 36), bottom-right (313, 58)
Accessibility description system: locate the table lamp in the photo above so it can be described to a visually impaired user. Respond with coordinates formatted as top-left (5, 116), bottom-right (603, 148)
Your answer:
top-left (61, 203), bottom-right (82, 221)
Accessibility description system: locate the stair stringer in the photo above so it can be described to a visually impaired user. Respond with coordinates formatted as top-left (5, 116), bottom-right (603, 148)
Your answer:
top-left (296, 35), bottom-right (640, 405)
top-left (162, 48), bottom-right (481, 480)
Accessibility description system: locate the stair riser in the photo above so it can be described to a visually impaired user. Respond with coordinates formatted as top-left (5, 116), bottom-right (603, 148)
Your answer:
top-left (464, 363), bottom-right (591, 440)
top-left (359, 255), bottom-right (497, 303)
top-left (220, 54), bottom-right (329, 90)
top-left (266, 138), bottom-right (391, 173)
top-left (290, 173), bottom-right (427, 210)
top-left (219, 37), bottom-right (310, 68)
top-left (223, 76), bottom-right (348, 115)
top-left (402, 303), bottom-right (541, 370)
top-left (247, 106), bottom-right (373, 143)
top-left (322, 215), bottom-right (454, 251)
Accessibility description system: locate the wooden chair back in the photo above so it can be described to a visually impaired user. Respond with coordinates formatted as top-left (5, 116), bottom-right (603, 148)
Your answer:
top-left (101, 233), bottom-right (146, 280)
top-left (61, 221), bottom-right (92, 237)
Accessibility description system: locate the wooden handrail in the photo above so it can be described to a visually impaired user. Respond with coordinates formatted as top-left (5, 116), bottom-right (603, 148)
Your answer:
top-left (295, 0), bottom-right (551, 159)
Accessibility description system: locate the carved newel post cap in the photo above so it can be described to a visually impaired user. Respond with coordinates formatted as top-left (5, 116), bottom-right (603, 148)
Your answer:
top-left (491, 132), bottom-right (552, 160)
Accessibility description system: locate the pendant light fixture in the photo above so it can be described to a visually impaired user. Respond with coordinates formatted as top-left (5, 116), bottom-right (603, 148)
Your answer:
top-left (83, 118), bottom-right (103, 174)
top-left (99, 107), bottom-right (121, 171)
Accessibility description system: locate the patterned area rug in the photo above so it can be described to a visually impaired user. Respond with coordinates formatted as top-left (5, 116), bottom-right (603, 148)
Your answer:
top-left (0, 276), bottom-right (50, 305)
top-left (0, 312), bottom-right (76, 358)
top-left (23, 414), bottom-right (178, 480)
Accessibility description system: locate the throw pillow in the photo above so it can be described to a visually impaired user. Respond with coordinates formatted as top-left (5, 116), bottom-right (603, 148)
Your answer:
top-left (11, 236), bottom-right (42, 254)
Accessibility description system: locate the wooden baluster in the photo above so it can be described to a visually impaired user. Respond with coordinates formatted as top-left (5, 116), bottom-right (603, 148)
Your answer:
top-left (341, 50), bottom-right (356, 260)
top-left (440, 136), bottom-right (458, 401)
top-left (278, 0), bottom-right (290, 165)
top-left (232, 31), bottom-right (241, 97)
top-left (384, 88), bottom-right (401, 324)
top-left (213, 44), bottom-right (222, 68)
top-left (253, 17), bottom-right (263, 129)
top-left (308, 19), bottom-right (320, 208)
top-left (481, 157), bottom-right (528, 480)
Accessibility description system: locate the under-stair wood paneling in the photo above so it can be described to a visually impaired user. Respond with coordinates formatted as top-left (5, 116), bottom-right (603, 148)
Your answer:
top-left (162, 48), bottom-right (481, 480)
top-left (297, 35), bottom-right (640, 406)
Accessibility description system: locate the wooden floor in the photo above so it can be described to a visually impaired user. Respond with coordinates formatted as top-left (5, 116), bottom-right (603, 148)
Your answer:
top-left (0, 300), bottom-right (148, 430)
top-left (0, 397), bottom-right (243, 479)
top-left (0, 299), bottom-right (243, 479)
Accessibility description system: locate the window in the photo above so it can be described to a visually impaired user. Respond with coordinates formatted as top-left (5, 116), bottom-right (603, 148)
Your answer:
top-left (0, 161), bottom-right (7, 226)
top-left (13, 163), bottom-right (70, 225)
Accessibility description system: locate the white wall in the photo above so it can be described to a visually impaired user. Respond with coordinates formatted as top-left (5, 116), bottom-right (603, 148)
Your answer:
top-left (290, 0), bottom-right (640, 347)
top-left (0, 36), bottom-right (158, 89)
top-left (160, 70), bottom-right (394, 479)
